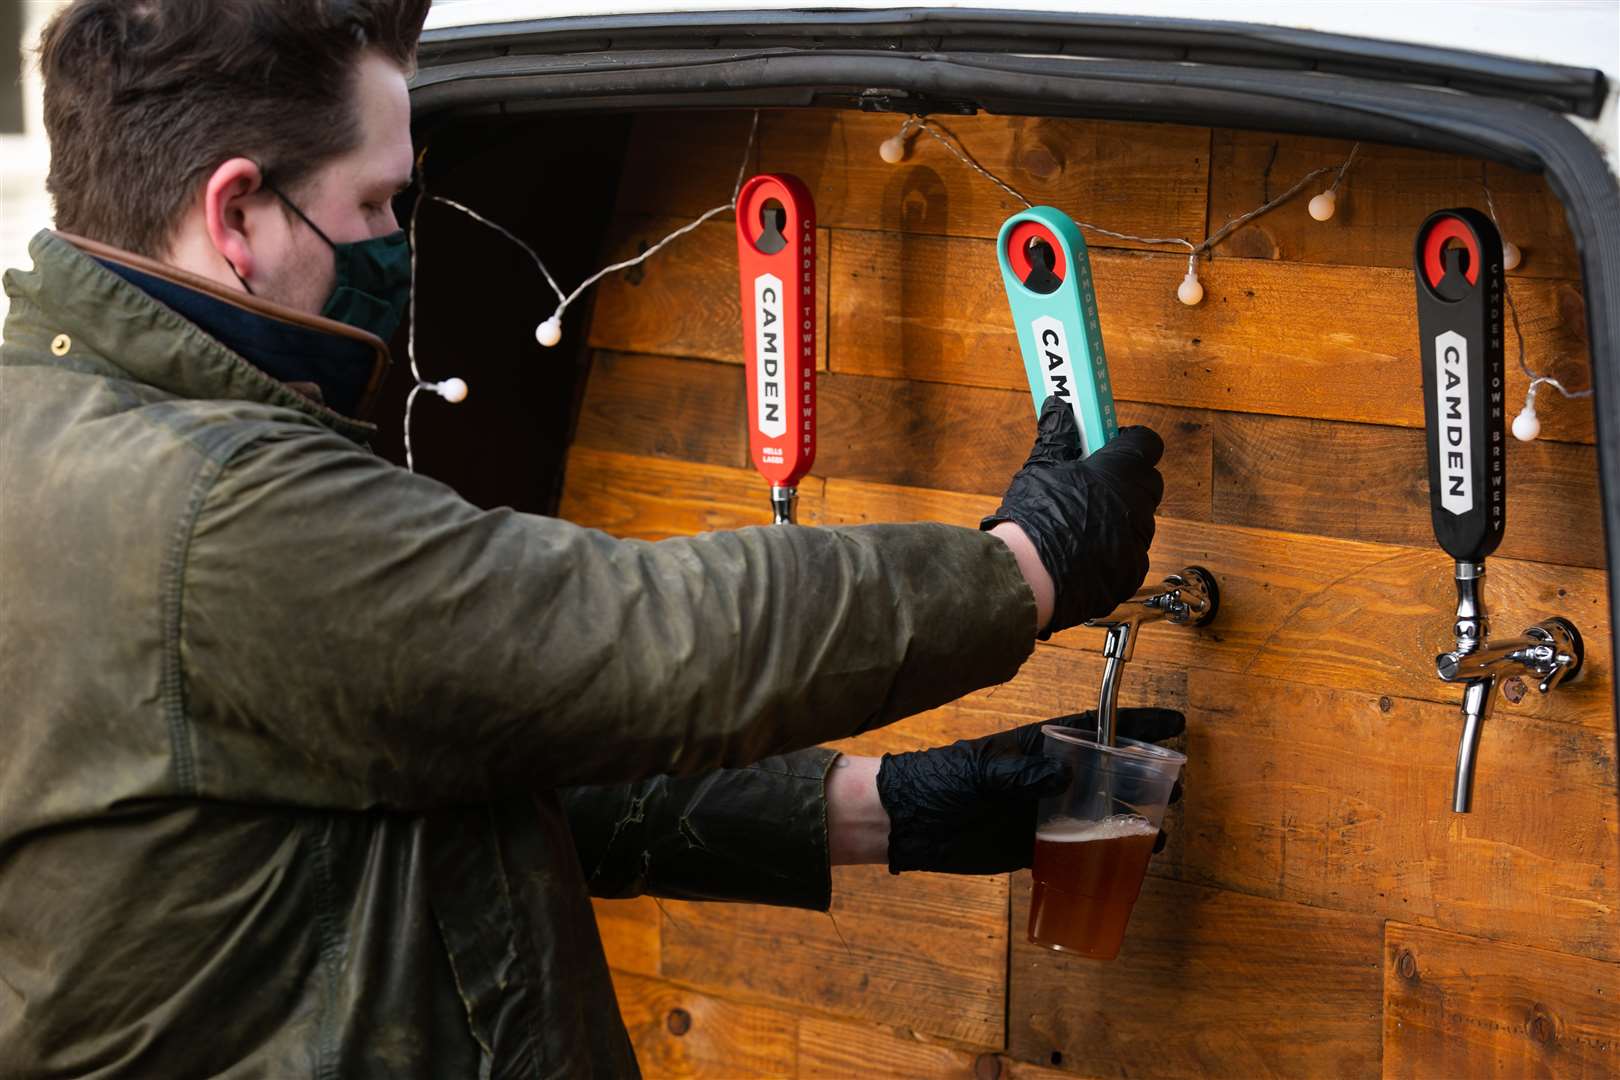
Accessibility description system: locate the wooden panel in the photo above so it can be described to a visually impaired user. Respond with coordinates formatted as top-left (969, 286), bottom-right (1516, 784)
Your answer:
top-left (1167, 669), bottom-right (1619, 962)
top-left (593, 896), bottom-right (662, 979)
top-left (578, 351), bottom-right (1212, 517)
top-left (817, 371), bottom-right (1213, 519)
top-left (820, 479), bottom-right (1613, 729)
top-left (799, 1015), bottom-right (1073, 1080)
top-left (1383, 923), bottom-right (1620, 1079)
top-left (660, 865), bottom-right (1008, 1048)
top-left (559, 447), bottom-right (824, 539)
top-left (609, 970), bottom-right (797, 1078)
top-left (615, 109), bottom-right (1212, 252)
top-left (576, 351), bottom-right (747, 469)
top-left (762, 111), bottom-right (1210, 251)
top-left (587, 215), bottom-right (830, 368)
top-left (574, 353), bottom-right (1599, 569)
top-left (828, 228), bottom-right (1595, 443)
top-left (1208, 131), bottom-right (1579, 279)
top-left (1008, 874), bottom-right (1384, 1078)
top-left (1212, 412), bottom-right (1605, 569)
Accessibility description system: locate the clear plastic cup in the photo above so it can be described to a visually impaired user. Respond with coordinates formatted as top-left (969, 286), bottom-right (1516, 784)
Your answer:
top-left (1027, 727), bottom-right (1186, 960)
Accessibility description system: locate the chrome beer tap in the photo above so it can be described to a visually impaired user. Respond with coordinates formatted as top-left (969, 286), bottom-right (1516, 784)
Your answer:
top-left (1086, 567), bottom-right (1218, 745)
top-left (1415, 209), bottom-right (1584, 812)
top-left (1435, 565), bottom-right (1583, 811)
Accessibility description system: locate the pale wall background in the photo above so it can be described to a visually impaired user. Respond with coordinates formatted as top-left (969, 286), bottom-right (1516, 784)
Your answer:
top-left (0, 2), bottom-right (60, 333)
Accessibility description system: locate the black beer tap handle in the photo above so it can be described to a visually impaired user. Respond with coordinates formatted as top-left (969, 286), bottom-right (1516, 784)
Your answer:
top-left (1414, 208), bottom-right (1507, 565)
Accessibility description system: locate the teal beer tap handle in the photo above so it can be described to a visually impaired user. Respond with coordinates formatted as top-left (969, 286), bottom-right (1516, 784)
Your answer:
top-left (997, 206), bottom-right (1118, 457)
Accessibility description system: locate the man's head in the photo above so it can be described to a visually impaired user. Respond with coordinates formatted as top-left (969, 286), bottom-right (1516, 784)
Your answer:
top-left (39, 0), bottom-right (429, 316)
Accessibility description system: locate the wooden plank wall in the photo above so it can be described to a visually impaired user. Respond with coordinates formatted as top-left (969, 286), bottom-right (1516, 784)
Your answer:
top-left (566, 110), bottom-right (1619, 1078)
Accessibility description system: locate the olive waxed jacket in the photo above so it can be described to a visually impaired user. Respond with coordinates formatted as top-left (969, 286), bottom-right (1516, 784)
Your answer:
top-left (0, 231), bottom-right (1036, 1078)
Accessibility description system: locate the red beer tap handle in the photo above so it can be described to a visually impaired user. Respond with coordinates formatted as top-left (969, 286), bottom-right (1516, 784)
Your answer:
top-left (736, 174), bottom-right (817, 523)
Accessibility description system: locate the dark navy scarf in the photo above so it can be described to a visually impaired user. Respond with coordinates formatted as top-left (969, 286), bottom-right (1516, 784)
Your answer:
top-left (97, 258), bottom-right (378, 417)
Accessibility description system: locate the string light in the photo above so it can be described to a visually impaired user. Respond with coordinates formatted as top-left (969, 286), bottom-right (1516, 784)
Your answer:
top-left (530, 110), bottom-right (762, 346)
top-left (1307, 144), bottom-right (1360, 221)
top-left (879, 118), bottom-right (920, 163)
top-left (402, 112), bottom-right (761, 469)
top-left (880, 115), bottom-right (1359, 307)
top-left (1478, 165), bottom-right (1590, 443)
top-left (401, 147), bottom-right (466, 474)
top-left (406, 112), bottom-right (1583, 466)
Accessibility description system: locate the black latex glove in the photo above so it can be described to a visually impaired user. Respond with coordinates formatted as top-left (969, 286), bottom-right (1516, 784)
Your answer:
top-left (876, 708), bottom-right (1186, 875)
top-left (983, 397), bottom-right (1164, 637)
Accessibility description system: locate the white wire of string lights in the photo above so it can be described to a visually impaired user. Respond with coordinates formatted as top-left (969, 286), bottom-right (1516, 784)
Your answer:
top-left (401, 111), bottom-right (762, 471)
top-left (400, 109), bottom-right (1588, 466)
top-left (881, 114), bottom-right (1360, 307)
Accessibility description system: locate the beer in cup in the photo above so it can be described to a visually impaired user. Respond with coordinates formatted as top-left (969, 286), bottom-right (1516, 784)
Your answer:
top-left (1028, 728), bottom-right (1185, 960)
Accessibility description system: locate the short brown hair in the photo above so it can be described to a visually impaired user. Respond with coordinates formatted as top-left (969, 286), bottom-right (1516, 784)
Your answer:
top-left (39, 0), bottom-right (430, 256)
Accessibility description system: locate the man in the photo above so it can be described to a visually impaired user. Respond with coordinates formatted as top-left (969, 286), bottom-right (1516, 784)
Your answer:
top-left (0, 1), bottom-right (1176, 1076)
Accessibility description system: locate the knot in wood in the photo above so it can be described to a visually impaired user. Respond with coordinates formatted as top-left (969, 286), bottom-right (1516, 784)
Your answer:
top-left (974, 1052), bottom-right (1003, 1080)
top-left (665, 1007), bottom-right (692, 1036)
top-left (1020, 145), bottom-right (1061, 182)
top-left (1529, 1008), bottom-right (1556, 1044)
top-left (1397, 949), bottom-right (1419, 981)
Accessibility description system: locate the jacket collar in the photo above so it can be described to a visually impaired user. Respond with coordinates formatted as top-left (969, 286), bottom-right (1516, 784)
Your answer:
top-left (6, 230), bottom-right (388, 442)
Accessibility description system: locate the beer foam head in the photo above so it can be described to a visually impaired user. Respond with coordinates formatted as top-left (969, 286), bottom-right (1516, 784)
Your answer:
top-left (1037, 813), bottom-right (1157, 842)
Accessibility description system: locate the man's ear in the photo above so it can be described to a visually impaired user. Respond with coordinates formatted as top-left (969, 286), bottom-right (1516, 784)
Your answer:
top-left (202, 157), bottom-right (267, 285)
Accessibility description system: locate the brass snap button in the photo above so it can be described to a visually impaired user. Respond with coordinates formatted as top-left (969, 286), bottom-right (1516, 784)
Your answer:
top-left (50, 333), bottom-right (71, 356)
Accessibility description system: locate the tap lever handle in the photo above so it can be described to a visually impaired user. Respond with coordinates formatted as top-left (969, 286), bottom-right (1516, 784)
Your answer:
top-left (1414, 208), bottom-right (1507, 564)
top-left (1536, 616), bottom-right (1584, 691)
top-left (997, 206), bottom-right (1117, 458)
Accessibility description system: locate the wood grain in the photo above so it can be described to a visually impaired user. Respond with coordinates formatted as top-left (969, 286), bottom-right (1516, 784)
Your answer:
top-left (820, 479), bottom-right (1613, 729)
top-left (1167, 669), bottom-right (1619, 963)
top-left (579, 349), bottom-right (1212, 517)
top-left (576, 351), bottom-right (748, 469)
top-left (762, 111), bottom-right (1210, 251)
top-left (1208, 130), bottom-right (1580, 279)
top-left (593, 896), bottom-right (662, 979)
top-left (614, 109), bottom-right (1212, 251)
top-left (1008, 874), bottom-right (1384, 1078)
top-left (815, 372), bottom-right (1213, 519)
top-left (1383, 923), bottom-right (1620, 1079)
top-left (584, 216), bottom-right (1592, 445)
top-left (609, 969), bottom-right (798, 1078)
top-left (828, 228), bottom-right (1595, 443)
top-left (660, 865), bottom-right (1008, 1048)
top-left (799, 1015), bottom-right (1074, 1080)
top-left (575, 114), bottom-right (1616, 1080)
top-left (587, 215), bottom-right (830, 369)
top-left (1212, 412), bottom-right (1605, 570)
top-left (575, 352), bottom-right (1599, 569)
top-left (558, 447), bottom-right (825, 539)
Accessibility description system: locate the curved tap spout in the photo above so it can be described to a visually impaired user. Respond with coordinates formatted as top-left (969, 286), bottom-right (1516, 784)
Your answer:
top-left (1086, 567), bottom-right (1219, 744)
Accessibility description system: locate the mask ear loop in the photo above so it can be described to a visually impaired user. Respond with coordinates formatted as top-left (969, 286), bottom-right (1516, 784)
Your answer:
top-left (226, 170), bottom-right (328, 296)
top-left (261, 177), bottom-right (339, 249)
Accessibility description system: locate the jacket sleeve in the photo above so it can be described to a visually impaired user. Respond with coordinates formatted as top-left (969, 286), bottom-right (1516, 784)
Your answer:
top-left (179, 424), bottom-right (1035, 808)
top-left (560, 747), bottom-right (839, 910)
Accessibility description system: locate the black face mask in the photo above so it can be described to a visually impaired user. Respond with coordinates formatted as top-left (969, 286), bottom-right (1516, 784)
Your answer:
top-left (239, 179), bottom-right (412, 343)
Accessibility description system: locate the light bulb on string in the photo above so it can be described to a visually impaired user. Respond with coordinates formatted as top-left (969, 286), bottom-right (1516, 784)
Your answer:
top-left (1502, 240), bottom-right (1522, 271)
top-left (429, 377), bottom-right (468, 404)
top-left (1513, 380), bottom-right (1542, 442)
top-left (879, 119), bottom-right (920, 164)
top-left (536, 316), bottom-right (563, 348)
top-left (1308, 190), bottom-right (1337, 221)
top-left (1177, 265), bottom-right (1204, 306)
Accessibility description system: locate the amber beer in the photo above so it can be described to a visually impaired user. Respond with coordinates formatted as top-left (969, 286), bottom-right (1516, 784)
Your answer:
top-left (1028, 813), bottom-right (1158, 960)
